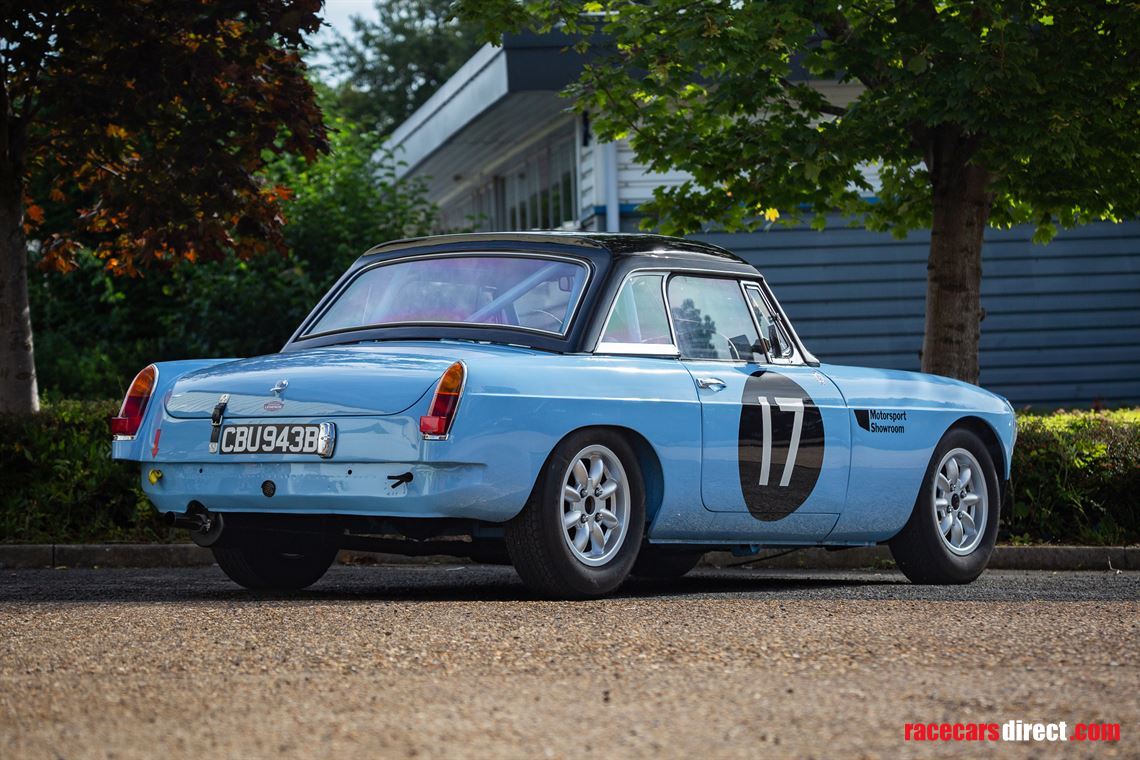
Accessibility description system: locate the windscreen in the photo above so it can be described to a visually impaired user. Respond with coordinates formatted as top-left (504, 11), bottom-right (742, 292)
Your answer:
top-left (306, 255), bottom-right (589, 337)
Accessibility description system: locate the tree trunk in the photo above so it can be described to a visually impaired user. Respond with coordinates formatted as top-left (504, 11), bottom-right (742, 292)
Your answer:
top-left (0, 161), bottom-right (39, 414)
top-left (921, 128), bottom-right (993, 385)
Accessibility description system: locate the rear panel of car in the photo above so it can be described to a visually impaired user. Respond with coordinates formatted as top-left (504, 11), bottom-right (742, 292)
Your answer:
top-left (117, 343), bottom-right (705, 525)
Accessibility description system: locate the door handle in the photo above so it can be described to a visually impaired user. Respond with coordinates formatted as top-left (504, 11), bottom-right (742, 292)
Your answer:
top-left (696, 377), bottom-right (727, 391)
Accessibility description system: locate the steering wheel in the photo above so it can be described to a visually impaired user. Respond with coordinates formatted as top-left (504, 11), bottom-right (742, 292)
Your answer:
top-left (714, 332), bottom-right (742, 360)
top-left (518, 308), bottom-right (563, 331)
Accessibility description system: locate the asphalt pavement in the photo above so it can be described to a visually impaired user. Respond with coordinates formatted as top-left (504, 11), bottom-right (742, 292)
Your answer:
top-left (1, 565), bottom-right (1136, 758)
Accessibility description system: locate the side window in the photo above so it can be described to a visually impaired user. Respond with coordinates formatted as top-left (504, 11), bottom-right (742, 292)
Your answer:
top-left (667, 276), bottom-right (762, 361)
top-left (599, 274), bottom-right (673, 346)
top-left (744, 284), bottom-right (796, 361)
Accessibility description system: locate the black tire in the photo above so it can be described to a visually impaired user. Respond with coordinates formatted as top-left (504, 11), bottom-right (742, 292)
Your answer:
top-left (506, 429), bottom-right (646, 599)
top-left (889, 428), bottom-right (1001, 584)
top-left (212, 530), bottom-right (339, 591)
top-left (631, 546), bottom-right (704, 580)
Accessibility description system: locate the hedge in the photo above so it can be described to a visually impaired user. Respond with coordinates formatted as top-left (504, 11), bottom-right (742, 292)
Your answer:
top-left (1, 401), bottom-right (1137, 545)
top-left (1008, 408), bottom-right (1139, 545)
top-left (0, 400), bottom-right (165, 543)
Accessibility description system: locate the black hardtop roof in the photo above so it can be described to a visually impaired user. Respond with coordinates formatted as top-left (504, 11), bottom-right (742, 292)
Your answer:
top-left (358, 231), bottom-right (754, 272)
top-left (285, 232), bottom-right (779, 355)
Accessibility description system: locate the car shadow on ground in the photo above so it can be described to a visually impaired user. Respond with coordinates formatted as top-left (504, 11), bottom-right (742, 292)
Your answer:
top-left (0, 564), bottom-right (913, 604)
top-left (8, 565), bottom-right (1133, 604)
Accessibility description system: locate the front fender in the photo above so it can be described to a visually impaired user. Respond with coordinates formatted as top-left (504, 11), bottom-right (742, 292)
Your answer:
top-left (821, 364), bottom-right (1017, 543)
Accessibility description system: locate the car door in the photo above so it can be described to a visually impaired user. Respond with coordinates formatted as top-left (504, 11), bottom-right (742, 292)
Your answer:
top-left (667, 274), bottom-right (851, 539)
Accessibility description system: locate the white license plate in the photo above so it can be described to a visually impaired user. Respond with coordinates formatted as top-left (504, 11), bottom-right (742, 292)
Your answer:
top-left (217, 423), bottom-right (335, 457)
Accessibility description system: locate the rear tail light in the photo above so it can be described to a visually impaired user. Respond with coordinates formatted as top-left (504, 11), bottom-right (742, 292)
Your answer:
top-left (420, 361), bottom-right (465, 438)
top-left (110, 364), bottom-right (158, 438)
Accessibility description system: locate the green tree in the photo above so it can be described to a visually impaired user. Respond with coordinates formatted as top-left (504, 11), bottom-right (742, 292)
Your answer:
top-left (458, 0), bottom-right (1140, 383)
top-left (322, 0), bottom-right (483, 133)
top-left (0, 0), bottom-right (328, 414)
top-left (267, 116), bottom-right (439, 283)
top-left (29, 118), bottom-right (439, 399)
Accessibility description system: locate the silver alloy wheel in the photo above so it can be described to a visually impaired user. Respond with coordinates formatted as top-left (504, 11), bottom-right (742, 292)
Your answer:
top-left (559, 444), bottom-right (631, 567)
top-left (933, 447), bottom-right (989, 556)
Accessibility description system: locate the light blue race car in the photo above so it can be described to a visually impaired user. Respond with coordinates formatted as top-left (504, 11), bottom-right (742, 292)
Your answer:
top-left (112, 233), bottom-right (1016, 598)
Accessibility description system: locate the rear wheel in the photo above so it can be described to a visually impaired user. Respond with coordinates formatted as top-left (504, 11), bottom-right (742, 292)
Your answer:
top-left (213, 530), bottom-right (339, 591)
top-left (506, 429), bottom-right (645, 599)
top-left (889, 428), bottom-right (1000, 584)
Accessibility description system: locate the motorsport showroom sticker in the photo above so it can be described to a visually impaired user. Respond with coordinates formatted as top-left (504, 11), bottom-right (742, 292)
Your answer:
top-left (854, 408), bottom-right (907, 434)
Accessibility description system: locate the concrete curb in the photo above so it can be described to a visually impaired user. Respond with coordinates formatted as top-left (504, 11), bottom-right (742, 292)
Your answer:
top-left (1, 543), bottom-right (1136, 571)
top-left (0, 544), bottom-right (215, 569)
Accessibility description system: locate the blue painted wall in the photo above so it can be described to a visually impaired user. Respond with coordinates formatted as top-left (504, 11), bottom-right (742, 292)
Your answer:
top-left (693, 219), bottom-right (1140, 408)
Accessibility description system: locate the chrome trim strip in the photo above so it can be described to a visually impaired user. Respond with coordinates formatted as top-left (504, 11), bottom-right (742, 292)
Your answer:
top-left (743, 280), bottom-right (802, 365)
top-left (663, 270), bottom-right (769, 363)
top-left (593, 264), bottom-right (759, 355)
top-left (594, 342), bottom-right (680, 357)
top-left (661, 271), bottom-right (681, 357)
top-left (300, 251), bottom-right (594, 341)
top-left (755, 280), bottom-right (814, 366)
top-left (660, 272), bottom-right (677, 347)
top-left (737, 279), bottom-right (774, 364)
top-left (597, 264), bottom-right (756, 353)
top-left (592, 270), bottom-right (679, 356)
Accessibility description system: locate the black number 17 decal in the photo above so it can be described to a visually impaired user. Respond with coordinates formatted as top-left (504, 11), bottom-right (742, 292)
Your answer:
top-left (739, 370), bottom-right (824, 520)
top-left (756, 396), bottom-right (804, 487)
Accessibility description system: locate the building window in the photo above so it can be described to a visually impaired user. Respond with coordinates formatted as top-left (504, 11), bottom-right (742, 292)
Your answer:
top-left (470, 131), bottom-right (577, 232)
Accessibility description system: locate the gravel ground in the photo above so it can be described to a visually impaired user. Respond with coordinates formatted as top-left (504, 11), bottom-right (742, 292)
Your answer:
top-left (1, 565), bottom-right (1136, 759)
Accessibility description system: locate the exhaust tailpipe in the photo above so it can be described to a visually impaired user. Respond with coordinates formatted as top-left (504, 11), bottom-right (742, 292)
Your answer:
top-left (164, 503), bottom-right (225, 547)
top-left (164, 511), bottom-right (208, 530)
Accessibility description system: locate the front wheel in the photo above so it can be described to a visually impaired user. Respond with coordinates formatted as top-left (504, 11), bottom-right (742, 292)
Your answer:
top-left (889, 428), bottom-right (1001, 584)
top-left (506, 429), bottom-right (645, 599)
top-left (212, 530), bottom-right (339, 591)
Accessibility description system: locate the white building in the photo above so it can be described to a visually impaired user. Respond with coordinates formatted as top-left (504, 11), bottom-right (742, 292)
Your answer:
top-left (384, 33), bottom-right (1140, 407)
top-left (385, 33), bottom-right (696, 233)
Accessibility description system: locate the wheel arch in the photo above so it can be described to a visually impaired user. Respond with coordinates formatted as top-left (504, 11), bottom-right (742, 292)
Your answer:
top-left (529, 424), bottom-right (666, 532)
top-left (949, 415), bottom-right (1007, 485)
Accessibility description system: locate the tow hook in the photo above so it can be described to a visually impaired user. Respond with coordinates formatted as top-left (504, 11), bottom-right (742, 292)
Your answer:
top-left (387, 471), bottom-right (414, 489)
top-left (163, 503), bottom-right (225, 547)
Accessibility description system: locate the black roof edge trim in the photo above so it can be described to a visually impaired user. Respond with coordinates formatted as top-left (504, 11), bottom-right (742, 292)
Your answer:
top-left (282, 327), bottom-right (571, 354)
top-left (354, 232), bottom-right (748, 266)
